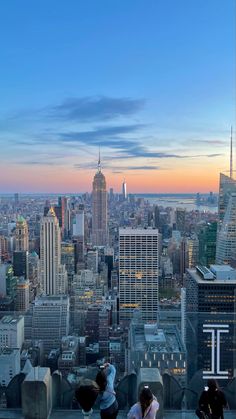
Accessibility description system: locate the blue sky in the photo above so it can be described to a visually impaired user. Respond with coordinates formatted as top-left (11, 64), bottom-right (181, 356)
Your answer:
top-left (0, 0), bottom-right (235, 192)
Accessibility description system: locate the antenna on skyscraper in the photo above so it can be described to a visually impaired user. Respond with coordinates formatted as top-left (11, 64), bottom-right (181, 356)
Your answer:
top-left (230, 126), bottom-right (233, 179)
top-left (98, 146), bottom-right (101, 172)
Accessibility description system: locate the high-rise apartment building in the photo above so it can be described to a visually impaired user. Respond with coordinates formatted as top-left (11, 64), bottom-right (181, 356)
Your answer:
top-left (40, 208), bottom-right (67, 295)
top-left (119, 228), bottom-right (159, 322)
top-left (92, 157), bottom-right (108, 246)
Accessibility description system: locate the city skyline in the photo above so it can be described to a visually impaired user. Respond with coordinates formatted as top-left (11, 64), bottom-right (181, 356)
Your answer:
top-left (0, 0), bottom-right (235, 193)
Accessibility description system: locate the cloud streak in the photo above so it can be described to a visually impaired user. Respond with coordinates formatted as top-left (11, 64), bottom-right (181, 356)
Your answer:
top-left (49, 96), bottom-right (145, 122)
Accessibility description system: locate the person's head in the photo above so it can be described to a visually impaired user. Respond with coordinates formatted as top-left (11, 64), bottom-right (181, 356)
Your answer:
top-left (207, 379), bottom-right (219, 391)
top-left (95, 370), bottom-right (107, 392)
top-left (139, 386), bottom-right (153, 413)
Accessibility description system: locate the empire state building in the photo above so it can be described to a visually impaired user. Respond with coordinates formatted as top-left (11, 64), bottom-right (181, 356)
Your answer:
top-left (92, 155), bottom-right (108, 246)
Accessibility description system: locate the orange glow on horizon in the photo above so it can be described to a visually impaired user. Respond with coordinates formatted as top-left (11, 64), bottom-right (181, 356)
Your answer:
top-left (0, 161), bottom-right (222, 194)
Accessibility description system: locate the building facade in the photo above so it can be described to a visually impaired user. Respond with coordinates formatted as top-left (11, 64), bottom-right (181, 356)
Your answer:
top-left (186, 265), bottom-right (236, 383)
top-left (216, 193), bottom-right (236, 264)
top-left (0, 348), bottom-right (20, 387)
top-left (218, 173), bottom-right (236, 223)
top-left (0, 315), bottom-right (24, 350)
top-left (119, 228), bottom-right (159, 322)
top-left (26, 295), bottom-right (70, 354)
top-left (16, 277), bottom-right (30, 312)
top-left (40, 208), bottom-right (67, 295)
top-left (92, 158), bottom-right (108, 246)
top-left (15, 216), bottom-right (29, 252)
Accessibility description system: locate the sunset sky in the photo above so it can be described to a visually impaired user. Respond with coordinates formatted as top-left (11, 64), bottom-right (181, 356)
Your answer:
top-left (0, 0), bottom-right (235, 193)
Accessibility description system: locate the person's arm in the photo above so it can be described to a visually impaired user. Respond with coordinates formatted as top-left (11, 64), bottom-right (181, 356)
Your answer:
top-left (127, 404), bottom-right (137, 419)
top-left (152, 400), bottom-right (159, 412)
top-left (220, 391), bottom-right (228, 408)
top-left (199, 391), bottom-right (208, 411)
top-left (105, 363), bottom-right (116, 389)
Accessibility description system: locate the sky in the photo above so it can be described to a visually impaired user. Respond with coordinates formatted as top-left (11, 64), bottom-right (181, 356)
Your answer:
top-left (0, 0), bottom-right (235, 194)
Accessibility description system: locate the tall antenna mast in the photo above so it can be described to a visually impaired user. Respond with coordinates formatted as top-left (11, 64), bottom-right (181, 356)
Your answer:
top-left (98, 146), bottom-right (101, 172)
top-left (230, 126), bottom-right (233, 179)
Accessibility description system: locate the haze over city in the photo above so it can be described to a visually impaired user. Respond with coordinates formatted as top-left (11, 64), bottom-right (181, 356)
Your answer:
top-left (0, 0), bottom-right (235, 193)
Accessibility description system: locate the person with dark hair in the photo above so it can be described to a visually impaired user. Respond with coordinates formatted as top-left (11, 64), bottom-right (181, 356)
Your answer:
top-left (196, 379), bottom-right (227, 419)
top-left (127, 386), bottom-right (159, 419)
top-left (95, 362), bottom-right (118, 419)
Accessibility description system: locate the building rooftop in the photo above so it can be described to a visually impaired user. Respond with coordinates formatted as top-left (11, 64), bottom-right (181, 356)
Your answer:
top-left (0, 315), bottom-right (23, 325)
top-left (132, 322), bottom-right (185, 353)
top-left (188, 267), bottom-right (236, 284)
top-left (0, 347), bottom-right (19, 356)
top-left (119, 228), bottom-right (159, 235)
top-left (34, 295), bottom-right (69, 305)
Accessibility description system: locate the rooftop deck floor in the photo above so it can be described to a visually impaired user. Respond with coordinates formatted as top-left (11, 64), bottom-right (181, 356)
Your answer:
top-left (1, 410), bottom-right (236, 419)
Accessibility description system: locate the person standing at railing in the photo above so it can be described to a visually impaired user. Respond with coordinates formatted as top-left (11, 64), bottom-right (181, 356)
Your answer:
top-left (196, 379), bottom-right (227, 419)
top-left (127, 386), bottom-right (159, 419)
top-left (95, 362), bottom-right (119, 419)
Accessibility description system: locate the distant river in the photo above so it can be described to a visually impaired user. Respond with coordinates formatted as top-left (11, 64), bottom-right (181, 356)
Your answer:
top-left (135, 194), bottom-right (218, 213)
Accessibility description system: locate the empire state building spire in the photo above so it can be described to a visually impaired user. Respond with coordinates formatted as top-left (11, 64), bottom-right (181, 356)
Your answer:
top-left (98, 147), bottom-right (101, 173)
top-left (230, 126), bottom-right (233, 179)
top-left (92, 152), bottom-right (108, 246)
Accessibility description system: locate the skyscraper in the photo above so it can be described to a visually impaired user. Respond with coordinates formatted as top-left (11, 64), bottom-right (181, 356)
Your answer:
top-left (122, 179), bottom-right (127, 200)
top-left (218, 173), bottom-right (236, 223)
top-left (176, 208), bottom-right (186, 234)
top-left (54, 196), bottom-right (70, 240)
top-left (16, 277), bottom-right (30, 312)
top-left (13, 216), bottom-right (29, 279)
top-left (216, 193), bottom-right (236, 264)
top-left (186, 234), bottom-right (199, 268)
top-left (40, 208), bottom-right (67, 295)
top-left (119, 228), bottom-right (159, 322)
top-left (198, 222), bottom-right (217, 267)
top-left (15, 216), bottom-right (29, 252)
top-left (186, 265), bottom-right (236, 383)
top-left (92, 155), bottom-right (108, 246)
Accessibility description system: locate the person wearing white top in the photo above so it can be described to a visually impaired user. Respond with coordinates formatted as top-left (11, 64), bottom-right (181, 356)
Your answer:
top-left (128, 386), bottom-right (159, 419)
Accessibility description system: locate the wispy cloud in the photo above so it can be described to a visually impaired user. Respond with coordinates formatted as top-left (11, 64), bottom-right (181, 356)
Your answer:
top-left (74, 163), bottom-right (161, 171)
top-left (49, 96), bottom-right (145, 122)
top-left (192, 139), bottom-right (227, 145)
top-left (206, 153), bottom-right (223, 158)
top-left (0, 95), bottom-right (145, 133)
top-left (58, 124), bottom-right (144, 148)
top-left (17, 161), bottom-right (61, 166)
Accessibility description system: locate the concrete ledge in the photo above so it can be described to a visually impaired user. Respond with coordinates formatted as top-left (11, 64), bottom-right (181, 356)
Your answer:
top-left (22, 367), bottom-right (52, 419)
top-left (0, 410), bottom-right (236, 419)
